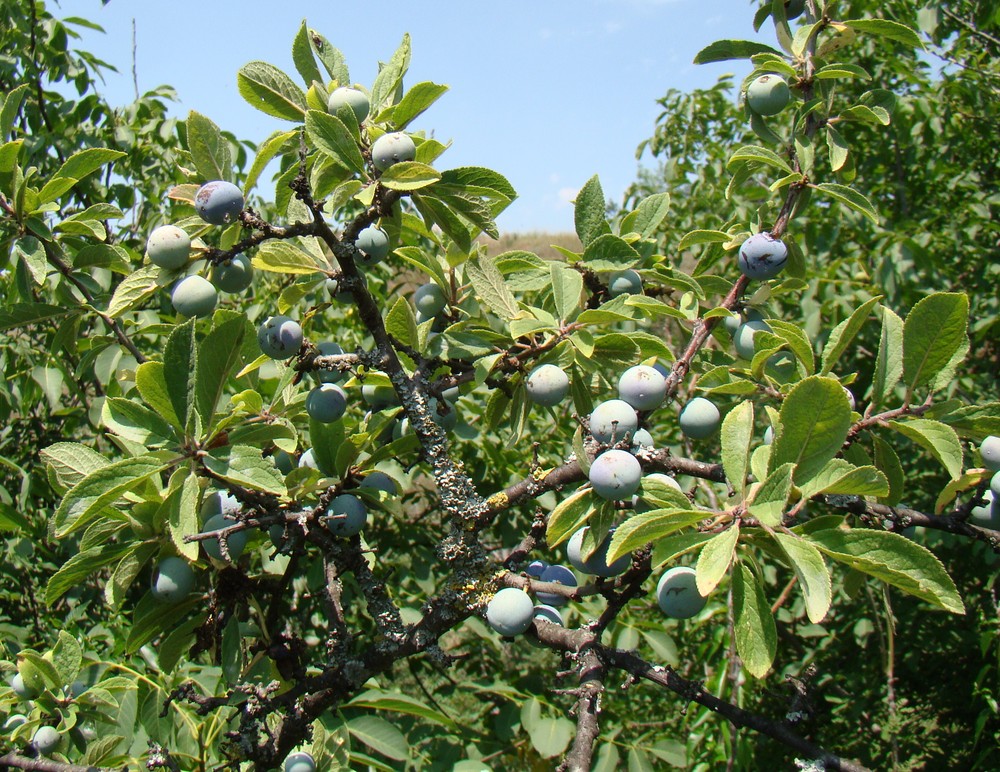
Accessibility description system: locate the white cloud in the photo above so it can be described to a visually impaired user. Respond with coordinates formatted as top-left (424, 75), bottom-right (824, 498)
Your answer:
top-left (557, 187), bottom-right (580, 207)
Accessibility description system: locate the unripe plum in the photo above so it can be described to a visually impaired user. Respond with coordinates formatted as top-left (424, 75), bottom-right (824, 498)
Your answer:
top-left (258, 315), bottom-right (303, 359)
top-left (306, 383), bottom-right (348, 423)
top-left (171, 275), bottom-right (218, 318)
top-left (766, 352), bottom-right (796, 381)
top-left (970, 489), bottom-right (1000, 529)
top-left (738, 232), bottom-right (788, 280)
top-left (413, 283), bottom-right (448, 317)
top-left (532, 604), bottom-right (563, 626)
top-left (526, 364), bottom-right (570, 407)
top-left (535, 564), bottom-right (577, 606)
top-left (981, 435), bottom-right (1000, 472)
top-left (589, 399), bottom-right (639, 444)
top-left (763, 426), bottom-right (775, 445)
top-left (734, 319), bottom-right (771, 360)
top-left (284, 751), bottom-right (317, 772)
top-left (327, 86), bottom-right (370, 123)
top-left (618, 364), bottom-right (667, 411)
top-left (567, 527), bottom-right (630, 577)
top-left (3, 713), bottom-right (26, 731)
top-left (589, 449), bottom-right (643, 501)
top-left (201, 513), bottom-right (247, 561)
top-left (371, 131), bottom-right (416, 171)
top-left (10, 672), bottom-right (38, 700)
top-left (326, 273), bottom-right (367, 303)
top-left (146, 225), bottom-right (191, 270)
top-left (356, 225), bottom-right (390, 266)
top-left (360, 471), bottom-right (399, 496)
top-left (362, 380), bottom-right (399, 410)
top-left (313, 341), bottom-right (345, 384)
top-left (33, 726), bottom-right (61, 755)
top-left (195, 180), bottom-right (244, 225)
top-left (656, 566), bottom-right (708, 619)
top-left (631, 428), bottom-right (654, 451)
top-left (991, 470), bottom-right (1000, 498)
top-left (201, 490), bottom-right (242, 518)
top-left (785, 0), bottom-right (806, 19)
top-left (679, 397), bottom-right (721, 439)
top-left (608, 269), bottom-right (642, 297)
top-left (211, 255), bottom-right (254, 293)
top-left (486, 587), bottom-right (534, 636)
top-left (151, 556), bottom-right (195, 603)
top-left (526, 559), bottom-right (548, 578)
top-left (325, 494), bottom-right (368, 537)
top-left (746, 74), bottom-right (791, 116)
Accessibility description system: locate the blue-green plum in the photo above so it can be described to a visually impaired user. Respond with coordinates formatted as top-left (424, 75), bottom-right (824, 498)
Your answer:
top-left (486, 587), bottom-right (534, 636)
top-left (679, 397), bottom-right (721, 439)
top-left (656, 566), bottom-right (708, 619)
top-left (194, 180), bottom-right (244, 225)
top-left (371, 131), bottom-right (416, 171)
top-left (970, 489), bottom-right (999, 529)
top-left (313, 342), bottom-right (345, 384)
top-left (360, 471), bottom-right (398, 496)
top-left (785, 0), bottom-right (806, 19)
top-left (608, 269), bottom-right (642, 297)
top-left (589, 449), bottom-right (643, 501)
top-left (201, 513), bottom-right (247, 561)
top-left (413, 283), bottom-right (448, 316)
top-left (526, 364), bottom-right (570, 407)
top-left (618, 364), bottom-right (667, 411)
top-left (734, 319), bottom-right (771, 360)
top-left (631, 428), bottom-right (654, 451)
top-left (567, 527), bottom-right (630, 577)
top-left (361, 377), bottom-right (399, 410)
top-left (428, 397), bottom-right (458, 432)
top-left (151, 557), bottom-right (195, 603)
top-left (3, 713), bottom-right (26, 731)
top-left (746, 74), bottom-right (791, 116)
top-left (273, 450), bottom-right (294, 474)
top-left (306, 383), bottom-right (348, 423)
top-left (327, 86), bottom-right (369, 123)
top-left (326, 274), bottom-right (367, 303)
top-left (146, 225), bottom-right (191, 270)
top-left (981, 435), bottom-right (1000, 472)
top-left (766, 351), bottom-right (796, 381)
top-left (258, 315), bottom-right (303, 359)
top-left (589, 399), bottom-right (639, 444)
top-left (355, 225), bottom-right (390, 267)
top-left (535, 564), bottom-right (577, 607)
top-left (763, 426), bottom-right (775, 445)
top-left (298, 449), bottom-right (319, 471)
top-left (532, 604), bottom-right (563, 626)
top-left (738, 232), bottom-right (787, 280)
top-left (201, 490), bottom-right (241, 518)
top-left (325, 494), bottom-right (367, 537)
top-left (211, 255), bottom-right (254, 293)
top-left (991, 470), bottom-right (1000, 498)
top-left (10, 673), bottom-right (38, 700)
top-left (526, 559), bottom-right (548, 578)
top-left (171, 275), bottom-right (218, 318)
top-left (284, 751), bottom-right (316, 772)
top-left (32, 726), bottom-right (61, 755)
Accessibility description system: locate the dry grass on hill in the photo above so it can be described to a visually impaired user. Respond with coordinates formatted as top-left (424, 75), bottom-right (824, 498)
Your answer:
top-left (476, 232), bottom-right (583, 260)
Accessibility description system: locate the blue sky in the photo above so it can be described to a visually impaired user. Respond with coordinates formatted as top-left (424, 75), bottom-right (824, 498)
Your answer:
top-left (74, 0), bottom-right (777, 234)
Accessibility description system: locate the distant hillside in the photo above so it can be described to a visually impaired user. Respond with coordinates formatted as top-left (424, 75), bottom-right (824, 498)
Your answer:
top-left (476, 232), bottom-right (583, 260)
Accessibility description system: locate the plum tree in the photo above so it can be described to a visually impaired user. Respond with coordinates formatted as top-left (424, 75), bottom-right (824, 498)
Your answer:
top-left (589, 448), bottom-right (643, 500)
top-left (526, 364), bottom-right (570, 407)
top-left (679, 397), bottom-right (721, 439)
top-left (151, 556), bottom-right (195, 603)
top-left (194, 180), bottom-right (244, 225)
top-left (412, 282), bottom-right (448, 316)
top-left (32, 726), bottom-right (61, 755)
top-left (211, 255), bottom-right (254, 293)
top-left (305, 383), bottom-right (348, 423)
top-left (201, 513), bottom-right (248, 561)
top-left (258, 315), bottom-right (304, 359)
top-left (355, 224), bottom-right (390, 266)
top-left (485, 587), bottom-right (534, 636)
top-left (146, 224), bottom-right (191, 270)
top-left (283, 751), bottom-right (317, 772)
top-left (737, 232), bottom-right (788, 280)
top-left (981, 435), bottom-right (1000, 471)
top-left (327, 86), bottom-right (370, 123)
top-left (656, 566), bottom-right (708, 619)
top-left (325, 494), bottom-right (367, 537)
top-left (746, 74), bottom-right (791, 116)
top-left (618, 364), bottom-right (668, 411)
top-left (567, 527), bottom-right (630, 577)
top-left (589, 399), bottom-right (639, 443)
top-left (535, 564), bottom-right (577, 606)
top-left (608, 269), bottom-right (642, 297)
top-left (371, 131), bottom-right (416, 171)
top-left (171, 275), bottom-right (218, 318)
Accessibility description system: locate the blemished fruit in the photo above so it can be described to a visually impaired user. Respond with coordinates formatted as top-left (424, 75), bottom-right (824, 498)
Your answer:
top-left (360, 471), bottom-right (398, 496)
top-left (258, 315), bottom-right (303, 359)
top-left (618, 364), bottom-right (668, 411)
top-left (535, 564), bottom-right (577, 607)
top-left (325, 494), bottom-right (368, 537)
top-left (151, 557), bottom-right (195, 603)
top-left (532, 604), bottom-right (563, 626)
top-left (413, 283), bottom-right (448, 316)
top-left (355, 224), bottom-right (390, 266)
top-left (567, 527), bottom-right (630, 577)
top-left (486, 587), bottom-right (535, 636)
top-left (589, 399), bottom-right (639, 444)
top-left (171, 275), bottom-right (218, 318)
top-left (201, 513), bottom-right (248, 561)
top-left (306, 383), bottom-right (348, 423)
top-left (371, 131), bottom-right (417, 171)
top-left (32, 726), bottom-right (61, 755)
top-left (211, 255), bottom-right (254, 293)
top-left (734, 319), bottom-right (772, 360)
top-left (526, 559), bottom-right (548, 578)
top-left (284, 751), bottom-right (317, 772)
top-left (194, 180), bottom-right (244, 225)
top-left (327, 86), bottom-right (370, 123)
top-left (679, 397), bottom-right (721, 439)
top-left (10, 672), bottom-right (39, 700)
top-left (746, 74), bottom-right (791, 116)
top-left (589, 449), bottom-right (643, 501)
top-left (313, 341), bottom-right (345, 384)
top-left (526, 364), bottom-right (570, 407)
top-left (656, 566), bottom-right (708, 619)
top-left (970, 489), bottom-right (999, 529)
top-left (146, 225), bottom-right (191, 270)
top-left (981, 435), bottom-right (1000, 472)
top-left (738, 232), bottom-right (788, 280)
top-left (608, 269), bottom-right (642, 297)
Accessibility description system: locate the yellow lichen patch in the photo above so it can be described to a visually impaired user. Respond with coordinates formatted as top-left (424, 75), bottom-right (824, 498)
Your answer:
top-left (486, 491), bottom-right (509, 509)
top-left (531, 467), bottom-right (550, 482)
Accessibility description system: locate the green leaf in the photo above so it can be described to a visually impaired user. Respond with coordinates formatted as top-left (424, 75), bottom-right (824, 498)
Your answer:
top-left (52, 630), bottom-right (83, 685)
top-left (106, 541), bottom-right (157, 611)
top-left (386, 295), bottom-right (418, 348)
top-left (526, 716), bottom-right (574, 759)
top-left (771, 533), bottom-right (831, 623)
top-left (1, 84), bottom-right (29, 140)
top-left (237, 61), bottom-right (307, 121)
top-left (309, 30), bottom-right (349, 84)
top-left (727, 145), bottom-right (794, 175)
top-left (721, 400), bottom-right (754, 501)
top-left (346, 715), bottom-right (408, 762)
top-left (606, 509), bottom-right (707, 564)
top-left (391, 81), bottom-right (449, 128)
top-left (819, 296), bottom-right (882, 375)
top-left (346, 690), bottom-right (457, 729)
top-left (163, 319), bottom-right (198, 435)
top-left (245, 129), bottom-right (297, 195)
top-left (378, 161), bottom-right (441, 191)
top-left (546, 487), bottom-right (596, 548)
top-left (676, 229), bottom-right (731, 251)
top-left (620, 192), bottom-right (670, 238)
top-left (136, 361), bottom-right (183, 431)
top-left (107, 265), bottom-right (161, 318)
top-left (695, 525), bottom-right (739, 596)
top-left (811, 182), bottom-right (879, 224)
top-left (770, 376), bottom-right (853, 484)
top-left (291, 20), bottom-right (324, 87)
top-left (732, 561), bottom-right (777, 678)
top-left (550, 263), bottom-right (583, 322)
top-left (170, 471), bottom-right (201, 561)
top-left (53, 147), bottom-right (126, 182)
top-left (466, 254), bottom-right (520, 320)
top-left (197, 315), bottom-right (246, 428)
top-left (693, 39), bottom-right (783, 64)
top-left (0, 302), bottom-right (75, 331)
top-left (871, 305), bottom-right (904, 409)
top-left (580, 233), bottom-right (641, 272)
top-left (102, 398), bottom-right (177, 446)
top-left (41, 442), bottom-right (111, 491)
top-left (902, 292), bottom-right (969, 395)
top-left (574, 175), bottom-right (611, 246)
top-left (797, 458), bottom-right (889, 499)
top-left (887, 418), bottom-right (964, 480)
top-left (252, 241), bottom-right (324, 275)
top-left (370, 33), bottom-right (411, 114)
top-left (186, 110), bottom-right (232, 183)
top-left (841, 19), bottom-right (924, 49)
top-left (203, 445), bottom-right (287, 495)
top-left (873, 435), bottom-right (905, 506)
top-left (807, 528), bottom-right (964, 613)
top-left (748, 462), bottom-right (794, 527)
top-left (825, 124), bottom-right (849, 172)
top-left (305, 109), bottom-right (366, 175)
top-left (126, 592), bottom-right (200, 654)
